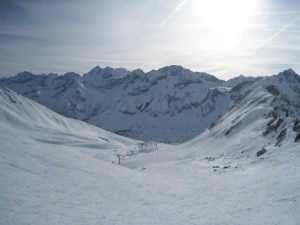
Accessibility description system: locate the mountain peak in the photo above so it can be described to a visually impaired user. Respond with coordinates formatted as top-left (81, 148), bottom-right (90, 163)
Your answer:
top-left (278, 68), bottom-right (297, 76)
top-left (9, 71), bottom-right (36, 83)
top-left (16, 71), bottom-right (34, 76)
top-left (85, 65), bottom-right (102, 76)
top-left (277, 69), bottom-right (299, 82)
top-left (83, 66), bottom-right (129, 80)
top-left (157, 65), bottom-right (190, 74)
top-left (283, 68), bottom-right (296, 74)
top-left (281, 68), bottom-right (297, 77)
top-left (63, 72), bottom-right (80, 79)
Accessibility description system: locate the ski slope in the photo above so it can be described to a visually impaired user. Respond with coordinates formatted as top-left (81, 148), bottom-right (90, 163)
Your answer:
top-left (1, 86), bottom-right (300, 225)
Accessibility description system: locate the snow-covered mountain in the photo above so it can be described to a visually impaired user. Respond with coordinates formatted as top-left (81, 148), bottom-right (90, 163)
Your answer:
top-left (1, 66), bottom-right (299, 145)
top-left (0, 84), bottom-right (139, 158)
top-left (211, 69), bottom-right (300, 146)
top-left (1, 81), bottom-right (300, 225)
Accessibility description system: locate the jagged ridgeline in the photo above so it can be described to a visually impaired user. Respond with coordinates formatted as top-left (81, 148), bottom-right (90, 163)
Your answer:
top-left (1, 66), bottom-right (299, 144)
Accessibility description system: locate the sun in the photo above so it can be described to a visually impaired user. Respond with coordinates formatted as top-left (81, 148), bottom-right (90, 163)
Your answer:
top-left (184, 0), bottom-right (261, 52)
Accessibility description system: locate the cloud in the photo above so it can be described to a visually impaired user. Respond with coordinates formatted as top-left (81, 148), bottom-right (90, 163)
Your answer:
top-left (251, 14), bottom-right (300, 53)
top-left (0, 0), bottom-right (34, 25)
top-left (0, 0), bottom-right (299, 79)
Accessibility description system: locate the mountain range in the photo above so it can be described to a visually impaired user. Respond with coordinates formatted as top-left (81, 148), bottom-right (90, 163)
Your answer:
top-left (1, 65), bottom-right (299, 144)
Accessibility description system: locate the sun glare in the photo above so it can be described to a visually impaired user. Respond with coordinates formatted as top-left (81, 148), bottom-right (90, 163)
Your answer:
top-left (186, 0), bottom-right (260, 52)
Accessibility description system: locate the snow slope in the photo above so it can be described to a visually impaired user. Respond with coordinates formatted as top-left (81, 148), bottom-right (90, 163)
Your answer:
top-left (1, 82), bottom-right (300, 224)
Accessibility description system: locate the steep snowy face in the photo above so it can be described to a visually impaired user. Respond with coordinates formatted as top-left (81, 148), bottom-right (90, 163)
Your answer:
top-left (1, 66), bottom-right (300, 144)
top-left (0, 85), bottom-right (137, 150)
top-left (209, 69), bottom-right (300, 147)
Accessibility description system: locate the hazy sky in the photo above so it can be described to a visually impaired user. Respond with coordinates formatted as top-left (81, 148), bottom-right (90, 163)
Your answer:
top-left (0, 0), bottom-right (300, 79)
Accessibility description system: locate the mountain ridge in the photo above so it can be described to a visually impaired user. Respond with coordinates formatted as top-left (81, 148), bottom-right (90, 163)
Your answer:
top-left (1, 66), bottom-right (299, 144)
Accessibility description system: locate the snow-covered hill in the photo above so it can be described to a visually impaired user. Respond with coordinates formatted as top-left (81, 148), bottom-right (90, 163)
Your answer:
top-left (0, 84), bottom-right (140, 161)
top-left (0, 66), bottom-right (299, 144)
top-left (1, 83), bottom-right (300, 225)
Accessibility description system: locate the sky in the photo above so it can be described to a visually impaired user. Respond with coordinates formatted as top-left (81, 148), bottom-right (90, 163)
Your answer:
top-left (0, 0), bottom-right (300, 80)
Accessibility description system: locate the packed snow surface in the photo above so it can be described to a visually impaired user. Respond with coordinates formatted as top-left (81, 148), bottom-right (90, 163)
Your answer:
top-left (1, 83), bottom-right (300, 225)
